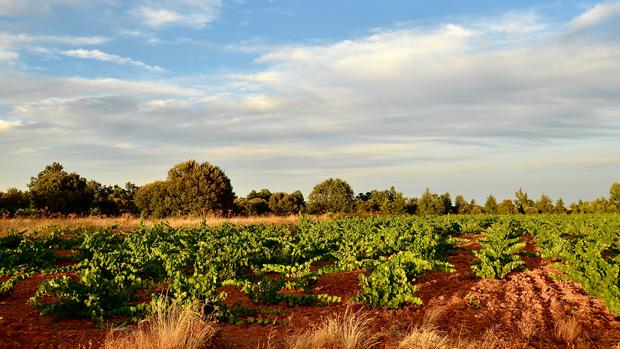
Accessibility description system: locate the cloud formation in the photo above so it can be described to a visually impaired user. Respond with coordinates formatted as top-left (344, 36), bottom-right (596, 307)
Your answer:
top-left (62, 49), bottom-right (163, 72)
top-left (1, 3), bottom-right (619, 200)
top-left (130, 0), bottom-right (222, 28)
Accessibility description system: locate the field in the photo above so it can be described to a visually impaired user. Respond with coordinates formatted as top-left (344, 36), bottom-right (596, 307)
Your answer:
top-left (1, 214), bottom-right (619, 348)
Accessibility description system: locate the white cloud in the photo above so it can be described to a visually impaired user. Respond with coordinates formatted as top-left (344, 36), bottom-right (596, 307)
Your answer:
top-left (0, 32), bottom-right (109, 64)
top-left (1, 6), bottom-right (619, 200)
top-left (0, 119), bottom-right (22, 132)
top-left (571, 1), bottom-right (620, 31)
top-left (131, 0), bottom-right (222, 28)
top-left (62, 49), bottom-right (163, 72)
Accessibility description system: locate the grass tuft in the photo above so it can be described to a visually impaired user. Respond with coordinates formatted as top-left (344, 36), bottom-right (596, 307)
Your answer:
top-left (103, 297), bottom-right (216, 349)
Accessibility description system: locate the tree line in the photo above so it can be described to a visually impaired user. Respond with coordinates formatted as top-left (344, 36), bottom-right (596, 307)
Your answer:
top-left (1, 160), bottom-right (619, 218)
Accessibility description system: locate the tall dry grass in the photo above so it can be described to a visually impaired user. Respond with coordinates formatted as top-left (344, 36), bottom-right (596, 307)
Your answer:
top-left (285, 307), bottom-right (379, 349)
top-left (102, 297), bottom-right (216, 349)
top-left (0, 214), bottom-right (305, 235)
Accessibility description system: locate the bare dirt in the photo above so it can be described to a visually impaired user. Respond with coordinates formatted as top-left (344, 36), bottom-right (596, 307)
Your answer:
top-left (1, 234), bottom-right (619, 348)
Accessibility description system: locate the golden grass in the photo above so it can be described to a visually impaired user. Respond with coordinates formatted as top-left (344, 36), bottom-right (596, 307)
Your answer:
top-left (285, 307), bottom-right (378, 349)
top-left (554, 316), bottom-right (581, 344)
top-left (397, 326), bottom-right (451, 349)
top-left (102, 297), bottom-right (216, 349)
top-left (0, 214), bottom-right (306, 235)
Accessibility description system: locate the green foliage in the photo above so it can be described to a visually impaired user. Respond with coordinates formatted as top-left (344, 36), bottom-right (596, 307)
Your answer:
top-left (529, 215), bottom-right (620, 315)
top-left (355, 187), bottom-right (407, 214)
top-left (471, 222), bottom-right (526, 279)
top-left (135, 160), bottom-right (235, 217)
top-left (611, 182), bottom-right (620, 211)
top-left (28, 162), bottom-right (93, 215)
top-left (268, 191), bottom-right (305, 216)
top-left (234, 197), bottom-right (270, 215)
top-left (416, 188), bottom-right (450, 215)
top-left (355, 251), bottom-right (453, 309)
top-left (484, 195), bottom-right (498, 214)
top-left (0, 188), bottom-right (30, 216)
top-left (307, 178), bottom-right (355, 214)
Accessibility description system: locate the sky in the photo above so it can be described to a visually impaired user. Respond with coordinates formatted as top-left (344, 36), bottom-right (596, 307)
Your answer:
top-left (0, 0), bottom-right (619, 202)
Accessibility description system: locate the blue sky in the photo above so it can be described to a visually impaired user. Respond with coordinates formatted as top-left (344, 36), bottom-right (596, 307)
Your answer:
top-left (1, 0), bottom-right (619, 202)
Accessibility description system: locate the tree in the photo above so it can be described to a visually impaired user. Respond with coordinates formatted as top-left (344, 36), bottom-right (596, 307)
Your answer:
top-left (417, 188), bottom-right (447, 215)
top-left (0, 188), bottom-right (30, 216)
top-left (610, 183), bottom-right (620, 212)
top-left (234, 197), bottom-right (269, 216)
top-left (484, 195), bottom-right (498, 214)
top-left (514, 188), bottom-right (534, 214)
top-left (269, 191), bottom-right (305, 216)
top-left (307, 178), bottom-right (354, 214)
top-left (555, 198), bottom-right (566, 213)
top-left (247, 189), bottom-right (273, 202)
top-left (497, 199), bottom-right (518, 214)
top-left (470, 199), bottom-right (484, 214)
top-left (454, 195), bottom-right (470, 214)
top-left (28, 162), bottom-right (93, 215)
top-left (535, 194), bottom-right (555, 214)
top-left (165, 160), bottom-right (235, 216)
top-left (134, 180), bottom-right (172, 218)
top-left (355, 187), bottom-right (407, 214)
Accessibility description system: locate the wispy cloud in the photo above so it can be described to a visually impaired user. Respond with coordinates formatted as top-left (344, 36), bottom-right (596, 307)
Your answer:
top-left (62, 49), bottom-right (163, 72)
top-left (130, 0), bottom-right (222, 28)
top-left (0, 32), bottom-right (110, 64)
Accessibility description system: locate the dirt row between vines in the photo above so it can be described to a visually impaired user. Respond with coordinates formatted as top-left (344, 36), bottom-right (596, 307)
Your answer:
top-left (1, 235), bottom-right (619, 348)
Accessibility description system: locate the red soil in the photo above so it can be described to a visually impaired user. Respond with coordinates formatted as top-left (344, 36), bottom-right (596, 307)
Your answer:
top-left (1, 235), bottom-right (619, 348)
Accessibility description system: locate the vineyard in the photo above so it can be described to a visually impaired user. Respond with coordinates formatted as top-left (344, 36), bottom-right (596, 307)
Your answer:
top-left (1, 214), bottom-right (619, 348)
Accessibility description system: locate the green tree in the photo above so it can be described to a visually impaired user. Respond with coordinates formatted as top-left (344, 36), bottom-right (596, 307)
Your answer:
top-left (497, 199), bottom-right (518, 214)
top-left (134, 180), bottom-right (172, 218)
top-left (484, 195), bottom-right (498, 214)
top-left (307, 178), bottom-right (354, 214)
top-left (165, 160), bottom-right (235, 216)
top-left (555, 198), bottom-right (566, 213)
top-left (28, 162), bottom-right (93, 215)
top-left (234, 197), bottom-right (269, 216)
top-left (247, 188), bottom-right (273, 202)
top-left (535, 194), bottom-right (555, 214)
top-left (417, 188), bottom-right (446, 215)
top-left (355, 187), bottom-right (407, 214)
top-left (0, 188), bottom-right (30, 216)
top-left (454, 195), bottom-right (470, 214)
top-left (610, 183), bottom-right (620, 212)
top-left (268, 191), bottom-right (305, 216)
top-left (514, 188), bottom-right (534, 214)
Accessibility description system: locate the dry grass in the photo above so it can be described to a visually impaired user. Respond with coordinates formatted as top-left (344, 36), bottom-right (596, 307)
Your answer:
top-left (285, 307), bottom-right (378, 349)
top-left (102, 297), bottom-right (216, 349)
top-left (397, 326), bottom-right (451, 349)
top-left (0, 214), bottom-right (306, 235)
top-left (554, 316), bottom-right (581, 344)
